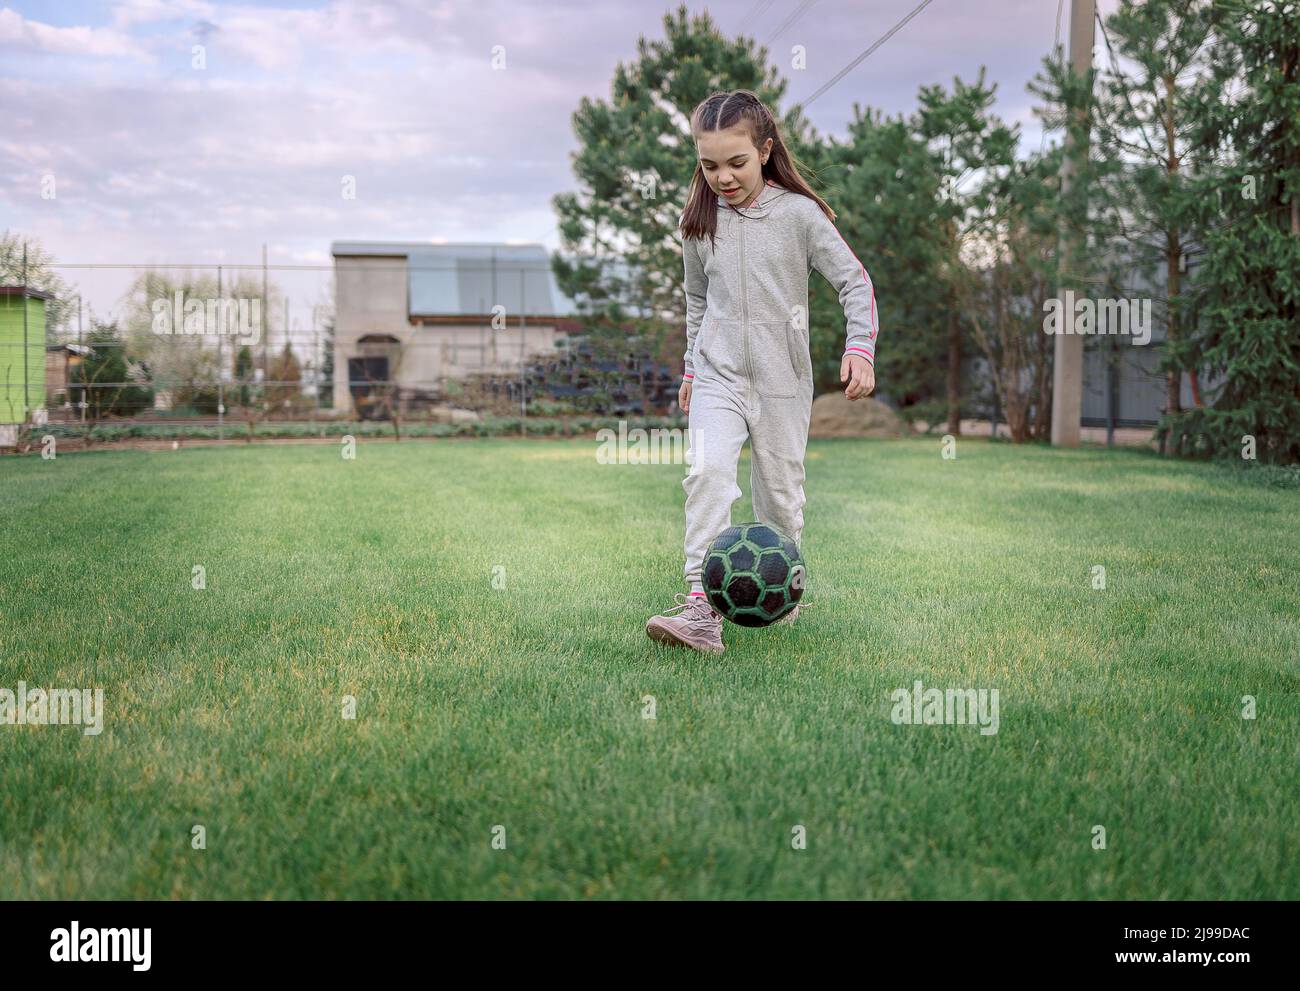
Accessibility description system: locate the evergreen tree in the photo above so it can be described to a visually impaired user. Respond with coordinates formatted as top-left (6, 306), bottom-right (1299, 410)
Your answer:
top-left (73, 320), bottom-right (153, 418)
top-left (914, 72), bottom-right (1019, 432)
top-left (234, 345), bottom-right (254, 408)
top-left (552, 4), bottom-right (822, 374)
top-left (1092, 0), bottom-right (1219, 453)
top-left (1174, 0), bottom-right (1300, 462)
top-left (817, 107), bottom-right (947, 415)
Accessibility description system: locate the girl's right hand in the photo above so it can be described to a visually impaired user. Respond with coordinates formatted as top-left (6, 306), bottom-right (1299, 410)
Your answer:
top-left (679, 380), bottom-right (692, 415)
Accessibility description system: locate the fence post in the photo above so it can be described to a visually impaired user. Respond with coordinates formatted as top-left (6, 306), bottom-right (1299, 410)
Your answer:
top-left (217, 265), bottom-right (224, 442)
top-left (22, 244), bottom-right (29, 422)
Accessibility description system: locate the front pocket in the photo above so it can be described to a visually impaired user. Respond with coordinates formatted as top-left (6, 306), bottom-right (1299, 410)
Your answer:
top-left (695, 315), bottom-right (714, 364)
top-left (749, 321), bottom-right (797, 398)
top-left (699, 318), bottom-right (743, 376)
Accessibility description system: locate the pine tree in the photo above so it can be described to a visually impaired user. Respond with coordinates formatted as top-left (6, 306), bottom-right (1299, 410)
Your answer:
top-left (1093, 0), bottom-right (1219, 453)
top-left (552, 4), bottom-right (819, 376)
top-left (1174, 0), bottom-right (1300, 462)
top-left (818, 107), bottom-right (948, 417)
top-left (915, 72), bottom-right (1019, 433)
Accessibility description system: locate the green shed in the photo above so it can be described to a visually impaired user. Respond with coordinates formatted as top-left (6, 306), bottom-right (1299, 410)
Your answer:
top-left (0, 286), bottom-right (50, 426)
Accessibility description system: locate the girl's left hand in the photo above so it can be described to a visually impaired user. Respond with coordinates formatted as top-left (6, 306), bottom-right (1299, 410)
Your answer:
top-left (840, 354), bottom-right (875, 401)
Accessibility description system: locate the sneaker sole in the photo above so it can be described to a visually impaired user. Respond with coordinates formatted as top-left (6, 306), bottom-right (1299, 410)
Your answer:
top-left (645, 618), bottom-right (725, 654)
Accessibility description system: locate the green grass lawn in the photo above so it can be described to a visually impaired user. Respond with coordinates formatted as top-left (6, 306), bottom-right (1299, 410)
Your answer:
top-left (1, 437), bottom-right (1296, 899)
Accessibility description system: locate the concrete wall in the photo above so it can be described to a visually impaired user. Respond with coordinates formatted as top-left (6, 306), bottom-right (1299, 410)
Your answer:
top-left (332, 255), bottom-right (408, 414)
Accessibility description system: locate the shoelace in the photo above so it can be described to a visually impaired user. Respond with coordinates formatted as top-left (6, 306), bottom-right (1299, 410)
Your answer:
top-left (659, 593), bottom-right (719, 628)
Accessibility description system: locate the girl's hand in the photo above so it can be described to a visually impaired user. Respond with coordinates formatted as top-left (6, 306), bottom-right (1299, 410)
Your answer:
top-left (679, 379), bottom-right (692, 415)
top-left (841, 355), bottom-right (875, 401)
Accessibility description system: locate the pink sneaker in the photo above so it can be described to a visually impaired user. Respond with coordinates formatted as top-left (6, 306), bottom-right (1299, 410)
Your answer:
top-left (646, 593), bottom-right (725, 654)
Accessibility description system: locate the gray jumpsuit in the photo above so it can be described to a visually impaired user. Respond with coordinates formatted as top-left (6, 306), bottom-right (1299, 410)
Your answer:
top-left (681, 181), bottom-right (879, 592)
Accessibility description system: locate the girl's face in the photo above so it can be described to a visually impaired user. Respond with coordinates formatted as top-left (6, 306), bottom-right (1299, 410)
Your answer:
top-left (696, 126), bottom-right (773, 208)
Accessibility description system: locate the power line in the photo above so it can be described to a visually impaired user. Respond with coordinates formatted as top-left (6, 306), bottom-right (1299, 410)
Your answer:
top-left (1040, 0), bottom-right (1068, 155)
top-left (744, 0), bottom-right (781, 25)
top-left (802, 0), bottom-right (939, 107)
top-left (767, 0), bottom-right (818, 44)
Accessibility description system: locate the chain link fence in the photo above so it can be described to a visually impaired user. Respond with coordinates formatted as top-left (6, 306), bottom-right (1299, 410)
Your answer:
top-left (2, 256), bottom-right (688, 450)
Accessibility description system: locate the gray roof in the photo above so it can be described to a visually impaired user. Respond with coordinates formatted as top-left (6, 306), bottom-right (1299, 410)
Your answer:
top-left (330, 241), bottom-right (577, 318)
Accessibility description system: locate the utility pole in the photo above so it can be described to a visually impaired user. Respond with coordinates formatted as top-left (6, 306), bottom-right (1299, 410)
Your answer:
top-left (1050, 0), bottom-right (1096, 447)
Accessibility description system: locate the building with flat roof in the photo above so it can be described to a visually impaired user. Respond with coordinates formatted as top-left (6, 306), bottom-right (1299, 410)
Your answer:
top-left (330, 241), bottom-right (580, 416)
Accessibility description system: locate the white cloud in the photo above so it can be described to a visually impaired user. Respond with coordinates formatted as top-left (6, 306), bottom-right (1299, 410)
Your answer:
top-left (117, 0), bottom-right (447, 70)
top-left (2, 0), bottom-right (1103, 328)
top-left (109, 0), bottom-right (217, 31)
top-left (0, 6), bottom-right (145, 59)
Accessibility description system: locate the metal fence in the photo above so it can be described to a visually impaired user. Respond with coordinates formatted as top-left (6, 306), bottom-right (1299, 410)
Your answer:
top-left (2, 254), bottom-right (685, 446)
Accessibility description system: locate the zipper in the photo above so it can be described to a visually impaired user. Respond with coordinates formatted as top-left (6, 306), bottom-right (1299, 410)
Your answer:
top-left (738, 213), bottom-right (755, 406)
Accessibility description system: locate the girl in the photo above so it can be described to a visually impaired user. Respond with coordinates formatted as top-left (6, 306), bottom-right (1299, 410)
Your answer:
top-left (645, 89), bottom-right (878, 655)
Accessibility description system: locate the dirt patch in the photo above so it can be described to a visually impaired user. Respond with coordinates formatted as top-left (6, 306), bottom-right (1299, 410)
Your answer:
top-left (809, 392), bottom-right (908, 439)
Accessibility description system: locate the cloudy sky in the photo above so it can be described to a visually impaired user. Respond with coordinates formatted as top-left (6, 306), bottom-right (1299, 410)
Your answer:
top-left (1, 0), bottom-right (1116, 335)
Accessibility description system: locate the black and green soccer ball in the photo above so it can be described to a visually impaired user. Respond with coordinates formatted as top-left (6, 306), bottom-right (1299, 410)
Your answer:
top-left (702, 522), bottom-right (805, 627)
